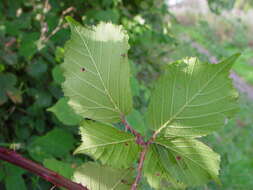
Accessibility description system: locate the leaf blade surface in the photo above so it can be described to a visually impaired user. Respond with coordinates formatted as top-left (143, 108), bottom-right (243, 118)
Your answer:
top-left (73, 162), bottom-right (134, 190)
top-left (144, 138), bottom-right (220, 188)
top-left (74, 120), bottom-right (141, 168)
top-left (62, 19), bottom-right (132, 123)
top-left (147, 54), bottom-right (239, 136)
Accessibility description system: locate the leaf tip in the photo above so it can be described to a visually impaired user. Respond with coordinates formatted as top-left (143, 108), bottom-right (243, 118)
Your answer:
top-left (220, 52), bottom-right (241, 67)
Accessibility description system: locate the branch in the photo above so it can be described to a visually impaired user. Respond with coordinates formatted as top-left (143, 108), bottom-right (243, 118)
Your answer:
top-left (38, 0), bottom-right (75, 44)
top-left (0, 147), bottom-right (88, 190)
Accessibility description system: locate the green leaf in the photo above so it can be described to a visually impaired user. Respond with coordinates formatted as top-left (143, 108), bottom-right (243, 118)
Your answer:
top-left (26, 60), bottom-right (48, 78)
top-left (0, 73), bottom-right (17, 105)
top-left (143, 144), bottom-right (186, 190)
top-left (130, 76), bottom-right (140, 96)
top-left (0, 165), bottom-right (4, 181)
top-left (48, 97), bottom-right (82, 126)
top-left (126, 109), bottom-right (146, 135)
top-left (73, 162), bottom-right (134, 190)
top-left (28, 128), bottom-right (75, 162)
top-left (144, 138), bottom-right (220, 188)
top-left (0, 64), bottom-right (5, 72)
top-left (0, 73), bottom-right (17, 89)
top-left (86, 9), bottom-right (120, 23)
top-left (5, 174), bottom-right (27, 190)
top-left (146, 54), bottom-right (240, 137)
top-left (19, 32), bottom-right (39, 59)
top-left (6, 88), bottom-right (22, 104)
top-left (62, 18), bottom-right (133, 123)
top-left (4, 163), bottom-right (26, 190)
top-left (74, 120), bottom-right (141, 168)
top-left (34, 91), bottom-right (52, 108)
top-left (52, 65), bottom-right (65, 84)
top-left (43, 158), bottom-right (74, 179)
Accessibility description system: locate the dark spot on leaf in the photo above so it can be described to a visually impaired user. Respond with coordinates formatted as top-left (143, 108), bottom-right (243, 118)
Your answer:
top-left (121, 53), bottom-right (127, 58)
top-left (124, 142), bottom-right (129, 146)
top-left (155, 173), bottom-right (161, 176)
top-left (176, 156), bottom-right (181, 161)
top-left (81, 67), bottom-right (86, 72)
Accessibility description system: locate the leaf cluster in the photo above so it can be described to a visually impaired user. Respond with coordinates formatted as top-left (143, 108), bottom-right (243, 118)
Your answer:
top-left (0, 0), bottom-right (178, 189)
top-left (60, 18), bottom-right (239, 189)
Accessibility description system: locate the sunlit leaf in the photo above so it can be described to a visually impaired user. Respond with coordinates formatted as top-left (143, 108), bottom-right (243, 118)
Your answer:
top-left (62, 17), bottom-right (133, 123)
top-left (146, 54), bottom-right (240, 137)
top-left (143, 144), bottom-right (186, 190)
top-left (144, 138), bottom-right (220, 188)
top-left (73, 162), bottom-right (134, 190)
top-left (74, 120), bottom-right (141, 168)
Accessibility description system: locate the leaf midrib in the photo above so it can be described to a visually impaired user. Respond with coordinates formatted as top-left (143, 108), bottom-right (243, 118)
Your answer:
top-left (74, 26), bottom-right (122, 115)
top-left (76, 138), bottom-right (135, 150)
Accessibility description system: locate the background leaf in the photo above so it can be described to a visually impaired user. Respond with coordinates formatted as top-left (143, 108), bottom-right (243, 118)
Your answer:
top-left (52, 65), bottom-right (65, 84)
top-left (3, 163), bottom-right (26, 190)
top-left (126, 109), bottom-right (146, 135)
top-left (43, 158), bottom-right (74, 179)
top-left (47, 97), bottom-right (83, 126)
top-left (28, 128), bottom-right (75, 162)
top-left (0, 73), bottom-right (18, 105)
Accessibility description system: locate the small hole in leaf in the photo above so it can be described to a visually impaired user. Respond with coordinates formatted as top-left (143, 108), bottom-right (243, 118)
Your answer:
top-left (81, 67), bottom-right (86, 72)
top-left (176, 156), bottom-right (181, 161)
top-left (124, 142), bottom-right (129, 146)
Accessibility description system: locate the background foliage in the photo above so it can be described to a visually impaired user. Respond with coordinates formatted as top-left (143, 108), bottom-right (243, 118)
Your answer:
top-left (0, 0), bottom-right (252, 189)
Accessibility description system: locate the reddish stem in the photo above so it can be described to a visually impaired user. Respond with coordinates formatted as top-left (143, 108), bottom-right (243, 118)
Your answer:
top-left (131, 145), bottom-right (149, 190)
top-left (121, 118), bottom-right (145, 146)
top-left (121, 118), bottom-right (154, 190)
top-left (0, 147), bottom-right (88, 190)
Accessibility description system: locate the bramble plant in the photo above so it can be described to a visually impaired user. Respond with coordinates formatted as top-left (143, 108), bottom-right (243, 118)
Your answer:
top-left (56, 17), bottom-right (240, 190)
top-left (0, 16), bottom-right (240, 190)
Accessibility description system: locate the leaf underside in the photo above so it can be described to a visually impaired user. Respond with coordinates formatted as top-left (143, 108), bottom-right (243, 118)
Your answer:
top-left (144, 144), bottom-right (186, 190)
top-left (144, 138), bottom-right (220, 187)
top-left (62, 20), bottom-right (133, 123)
top-left (74, 120), bottom-right (141, 168)
top-left (73, 162), bottom-right (134, 190)
top-left (147, 54), bottom-right (240, 137)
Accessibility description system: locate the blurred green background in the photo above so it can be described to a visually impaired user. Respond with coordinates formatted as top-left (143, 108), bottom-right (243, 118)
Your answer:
top-left (0, 0), bottom-right (253, 189)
